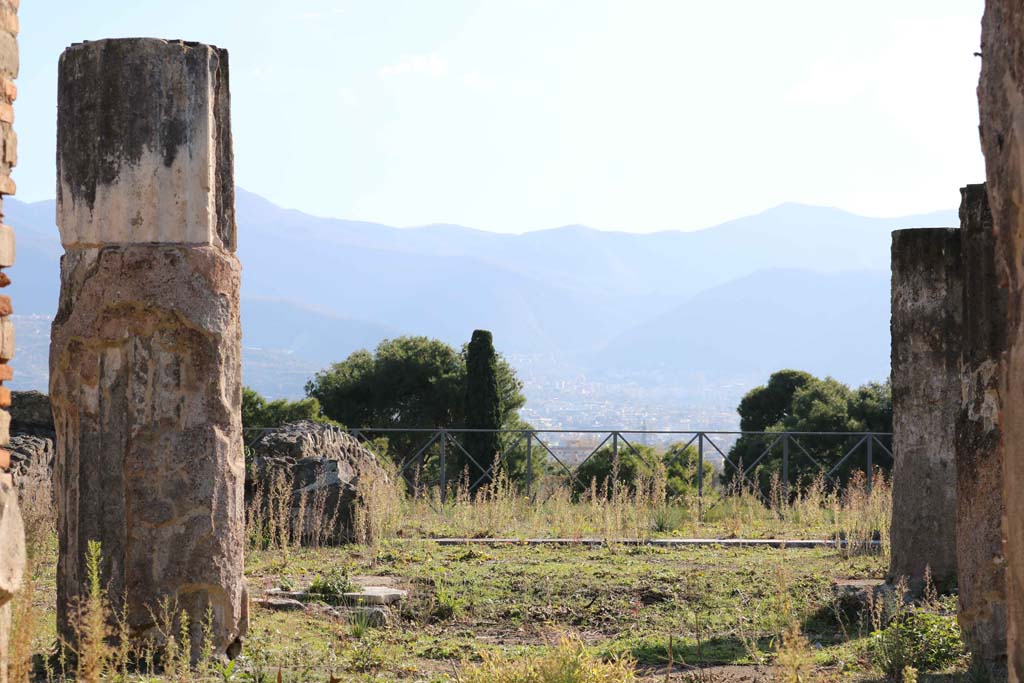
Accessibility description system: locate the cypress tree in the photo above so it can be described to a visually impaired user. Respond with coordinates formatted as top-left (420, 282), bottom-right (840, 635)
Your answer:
top-left (462, 329), bottom-right (502, 488)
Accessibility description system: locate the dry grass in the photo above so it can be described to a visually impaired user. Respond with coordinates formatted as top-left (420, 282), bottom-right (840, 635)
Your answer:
top-left (390, 466), bottom-right (892, 553)
top-left (458, 633), bottom-right (637, 683)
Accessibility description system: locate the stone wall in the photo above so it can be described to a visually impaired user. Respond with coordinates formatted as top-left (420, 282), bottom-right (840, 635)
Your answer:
top-left (52, 39), bottom-right (245, 659)
top-left (978, 3), bottom-right (1024, 679)
top-left (889, 227), bottom-right (962, 590)
top-left (956, 183), bottom-right (1008, 679)
top-left (0, 2), bottom-right (19, 682)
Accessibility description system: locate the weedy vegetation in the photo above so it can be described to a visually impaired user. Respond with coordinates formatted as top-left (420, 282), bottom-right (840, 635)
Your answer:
top-left (5, 460), bottom-right (969, 682)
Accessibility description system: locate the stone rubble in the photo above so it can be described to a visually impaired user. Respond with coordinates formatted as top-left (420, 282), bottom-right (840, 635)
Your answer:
top-left (248, 421), bottom-right (390, 544)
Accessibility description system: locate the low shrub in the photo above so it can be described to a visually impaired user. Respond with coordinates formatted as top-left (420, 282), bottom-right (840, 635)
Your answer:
top-left (869, 610), bottom-right (964, 680)
top-left (308, 567), bottom-right (356, 601)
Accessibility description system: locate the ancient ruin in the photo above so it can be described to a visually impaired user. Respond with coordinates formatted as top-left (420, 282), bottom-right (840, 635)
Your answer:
top-left (955, 182), bottom-right (1008, 678)
top-left (979, 3), bottom-right (1024, 679)
top-left (248, 421), bottom-right (391, 545)
top-left (0, 1), bottom-right (19, 681)
top-left (888, 227), bottom-right (961, 590)
top-left (52, 39), bottom-right (246, 657)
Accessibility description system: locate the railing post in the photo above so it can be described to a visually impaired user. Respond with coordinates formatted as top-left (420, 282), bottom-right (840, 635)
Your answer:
top-left (782, 432), bottom-right (790, 500)
top-left (612, 431), bottom-right (620, 502)
top-left (525, 430), bottom-right (533, 499)
top-left (439, 428), bottom-right (447, 504)
top-left (697, 432), bottom-right (704, 522)
top-left (865, 433), bottom-right (873, 494)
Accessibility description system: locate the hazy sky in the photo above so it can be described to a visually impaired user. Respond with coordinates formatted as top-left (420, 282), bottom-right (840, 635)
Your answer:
top-left (17, 1), bottom-right (984, 233)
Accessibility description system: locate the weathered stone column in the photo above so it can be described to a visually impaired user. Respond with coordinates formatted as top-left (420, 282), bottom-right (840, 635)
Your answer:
top-left (52, 39), bottom-right (246, 658)
top-left (0, 3), bottom-right (20, 682)
top-left (888, 227), bottom-right (961, 591)
top-left (956, 183), bottom-right (1008, 680)
top-left (979, 4), bottom-right (1024, 679)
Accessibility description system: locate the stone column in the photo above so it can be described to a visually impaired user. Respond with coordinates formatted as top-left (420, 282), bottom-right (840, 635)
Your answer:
top-left (956, 183), bottom-right (1008, 680)
top-left (0, 3), bottom-right (20, 682)
top-left (888, 227), bottom-right (961, 591)
top-left (52, 39), bottom-right (246, 658)
top-left (979, 4), bottom-right (1024, 679)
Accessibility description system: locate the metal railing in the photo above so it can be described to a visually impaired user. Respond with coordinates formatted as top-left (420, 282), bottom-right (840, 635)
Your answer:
top-left (245, 426), bottom-right (893, 511)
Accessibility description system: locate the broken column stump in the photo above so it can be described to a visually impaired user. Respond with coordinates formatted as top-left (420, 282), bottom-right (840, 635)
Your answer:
top-left (888, 227), bottom-right (961, 591)
top-left (956, 183), bottom-right (1008, 680)
top-left (979, 4), bottom-right (1024, 678)
top-left (52, 39), bottom-right (246, 658)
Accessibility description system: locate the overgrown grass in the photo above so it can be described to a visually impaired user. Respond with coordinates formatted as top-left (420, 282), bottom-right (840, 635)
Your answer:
top-left (393, 466), bottom-right (892, 554)
top-left (5, 458), bottom-right (943, 682)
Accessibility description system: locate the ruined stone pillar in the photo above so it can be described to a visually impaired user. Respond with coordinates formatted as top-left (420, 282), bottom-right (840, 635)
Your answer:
top-left (0, 3), bottom-right (20, 682)
top-left (888, 227), bottom-right (961, 591)
top-left (52, 39), bottom-right (246, 658)
top-left (979, 4), bottom-right (1024, 679)
top-left (956, 183), bottom-right (1008, 680)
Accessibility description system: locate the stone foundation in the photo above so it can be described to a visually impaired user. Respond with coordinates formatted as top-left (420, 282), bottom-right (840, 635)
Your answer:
top-left (52, 38), bottom-right (245, 658)
top-left (888, 227), bottom-right (961, 590)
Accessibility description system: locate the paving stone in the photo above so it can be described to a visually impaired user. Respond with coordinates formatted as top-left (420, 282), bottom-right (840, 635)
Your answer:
top-left (343, 587), bottom-right (407, 606)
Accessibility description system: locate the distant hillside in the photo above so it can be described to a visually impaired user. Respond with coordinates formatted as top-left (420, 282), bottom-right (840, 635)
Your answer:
top-left (595, 268), bottom-right (890, 386)
top-left (5, 190), bottom-right (954, 400)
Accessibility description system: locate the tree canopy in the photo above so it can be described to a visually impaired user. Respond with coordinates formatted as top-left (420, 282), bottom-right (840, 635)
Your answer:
top-left (241, 387), bottom-right (327, 430)
top-left (305, 335), bottom-right (527, 475)
top-left (462, 330), bottom-right (503, 485)
top-left (726, 370), bottom-right (892, 491)
top-left (573, 440), bottom-right (714, 500)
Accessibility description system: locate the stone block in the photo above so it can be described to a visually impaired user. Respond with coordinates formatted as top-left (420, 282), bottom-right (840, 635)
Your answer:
top-left (0, 31), bottom-right (16, 78)
top-left (0, 10), bottom-right (18, 36)
top-left (889, 227), bottom-right (961, 590)
top-left (0, 176), bottom-right (13, 196)
top-left (0, 471), bottom-right (23, 603)
top-left (0, 366), bottom-right (12, 382)
top-left (4, 125), bottom-right (16, 166)
top-left (0, 77), bottom-right (15, 103)
top-left (252, 597), bottom-right (304, 612)
top-left (342, 587), bottom-right (407, 606)
top-left (0, 318), bottom-right (12, 360)
top-left (0, 296), bottom-right (11, 316)
top-left (57, 39), bottom-right (235, 250)
top-left (0, 224), bottom-right (12, 267)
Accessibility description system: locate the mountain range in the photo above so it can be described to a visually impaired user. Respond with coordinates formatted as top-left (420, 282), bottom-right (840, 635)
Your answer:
top-left (7, 190), bottom-right (957, 424)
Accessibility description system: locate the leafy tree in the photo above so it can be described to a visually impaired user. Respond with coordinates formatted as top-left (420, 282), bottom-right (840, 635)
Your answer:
top-left (574, 441), bottom-right (657, 496)
top-left (307, 337), bottom-right (464, 430)
top-left (241, 387), bottom-right (327, 430)
top-left (305, 335), bottom-right (527, 480)
top-left (570, 440), bottom-right (713, 500)
top-left (662, 442), bottom-right (715, 498)
top-left (461, 330), bottom-right (502, 485)
top-left (737, 369), bottom-right (813, 431)
top-left (725, 370), bottom-right (893, 492)
top-left (849, 380), bottom-right (893, 433)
